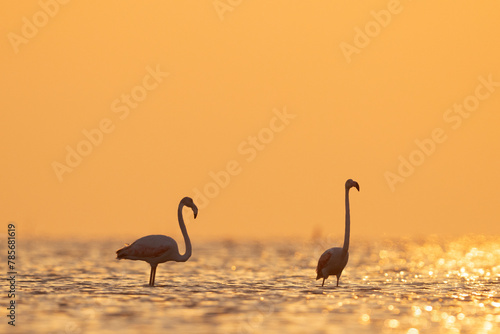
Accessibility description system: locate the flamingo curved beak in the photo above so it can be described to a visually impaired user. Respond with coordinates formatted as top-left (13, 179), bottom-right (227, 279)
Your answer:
top-left (191, 204), bottom-right (199, 219)
top-left (355, 183), bottom-right (360, 191)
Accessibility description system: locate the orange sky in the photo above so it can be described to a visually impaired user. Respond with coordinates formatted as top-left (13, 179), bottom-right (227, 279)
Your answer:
top-left (1, 1), bottom-right (499, 241)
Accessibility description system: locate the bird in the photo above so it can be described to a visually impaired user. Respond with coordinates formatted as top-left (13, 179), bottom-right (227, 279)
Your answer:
top-left (116, 196), bottom-right (198, 287)
top-left (316, 179), bottom-right (359, 287)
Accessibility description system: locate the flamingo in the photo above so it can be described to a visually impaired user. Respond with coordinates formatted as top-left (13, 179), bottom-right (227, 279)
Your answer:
top-left (316, 179), bottom-right (359, 287)
top-left (116, 197), bottom-right (198, 287)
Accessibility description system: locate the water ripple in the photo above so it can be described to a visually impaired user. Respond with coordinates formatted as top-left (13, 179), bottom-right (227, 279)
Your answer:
top-left (7, 235), bottom-right (500, 333)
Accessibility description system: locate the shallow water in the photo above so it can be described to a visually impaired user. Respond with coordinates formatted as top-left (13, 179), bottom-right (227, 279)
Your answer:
top-left (6, 235), bottom-right (500, 333)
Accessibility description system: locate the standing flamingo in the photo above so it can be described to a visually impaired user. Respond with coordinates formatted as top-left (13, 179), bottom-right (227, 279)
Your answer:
top-left (116, 197), bottom-right (198, 287)
top-left (316, 179), bottom-right (359, 287)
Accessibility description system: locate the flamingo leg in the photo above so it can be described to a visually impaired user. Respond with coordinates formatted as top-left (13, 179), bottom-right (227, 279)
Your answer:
top-left (336, 276), bottom-right (340, 287)
top-left (149, 264), bottom-right (158, 286)
top-left (322, 278), bottom-right (325, 287)
top-left (152, 265), bottom-right (157, 286)
top-left (149, 266), bottom-right (153, 286)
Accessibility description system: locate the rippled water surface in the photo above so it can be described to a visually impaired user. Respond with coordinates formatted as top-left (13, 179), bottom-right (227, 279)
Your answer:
top-left (8, 235), bottom-right (500, 333)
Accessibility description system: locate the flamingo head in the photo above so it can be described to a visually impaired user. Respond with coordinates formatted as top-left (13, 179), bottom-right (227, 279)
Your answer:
top-left (345, 179), bottom-right (360, 191)
top-left (181, 197), bottom-right (198, 219)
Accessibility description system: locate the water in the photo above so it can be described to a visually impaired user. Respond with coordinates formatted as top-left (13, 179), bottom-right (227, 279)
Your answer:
top-left (7, 235), bottom-right (500, 333)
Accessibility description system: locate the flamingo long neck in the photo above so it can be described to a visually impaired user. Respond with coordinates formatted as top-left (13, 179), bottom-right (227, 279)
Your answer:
top-left (342, 187), bottom-right (351, 256)
top-left (176, 203), bottom-right (192, 262)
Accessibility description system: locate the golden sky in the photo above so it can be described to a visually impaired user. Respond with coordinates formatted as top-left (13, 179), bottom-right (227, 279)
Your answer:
top-left (1, 1), bottom-right (499, 241)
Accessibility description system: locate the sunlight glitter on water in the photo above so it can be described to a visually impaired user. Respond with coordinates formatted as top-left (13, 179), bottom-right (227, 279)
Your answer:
top-left (7, 235), bottom-right (500, 333)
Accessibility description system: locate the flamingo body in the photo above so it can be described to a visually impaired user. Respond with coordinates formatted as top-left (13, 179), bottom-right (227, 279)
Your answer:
top-left (316, 247), bottom-right (349, 286)
top-left (116, 197), bottom-right (198, 286)
top-left (117, 235), bottom-right (180, 264)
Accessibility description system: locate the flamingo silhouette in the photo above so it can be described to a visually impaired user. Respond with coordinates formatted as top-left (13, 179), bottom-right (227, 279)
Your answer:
top-left (116, 197), bottom-right (198, 286)
top-left (316, 179), bottom-right (359, 287)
